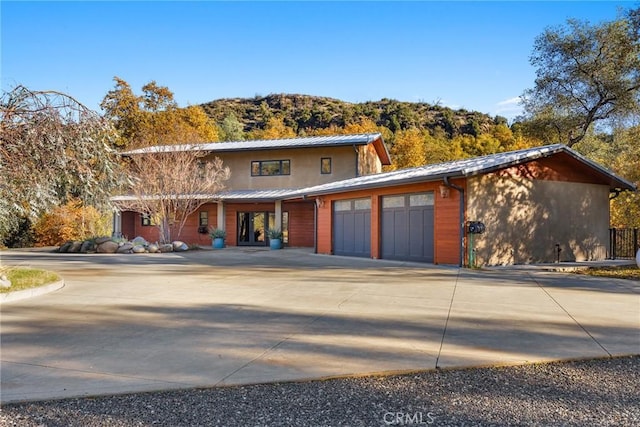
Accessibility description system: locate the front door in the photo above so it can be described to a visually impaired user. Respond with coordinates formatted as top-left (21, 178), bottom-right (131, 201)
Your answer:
top-left (238, 212), bottom-right (266, 246)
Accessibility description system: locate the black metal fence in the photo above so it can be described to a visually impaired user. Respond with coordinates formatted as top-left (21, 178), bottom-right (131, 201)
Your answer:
top-left (609, 228), bottom-right (639, 259)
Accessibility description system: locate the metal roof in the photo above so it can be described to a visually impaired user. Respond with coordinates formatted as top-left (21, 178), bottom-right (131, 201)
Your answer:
top-left (215, 189), bottom-right (302, 201)
top-left (287, 144), bottom-right (636, 198)
top-left (111, 144), bottom-right (635, 205)
top-left (121, 133), bottom-right (386, 155)
top-left (111, 189), bottom-right (303, 203)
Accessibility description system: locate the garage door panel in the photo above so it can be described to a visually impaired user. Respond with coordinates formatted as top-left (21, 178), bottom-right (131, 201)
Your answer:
top-left (409, 209), bottom-right (424, 258)
top-left (333, 199), bottom-right (371, 258)
top-left (354, 212), bottom-right (370, 254)
top-left (382, 193), bottom-right (434, 263)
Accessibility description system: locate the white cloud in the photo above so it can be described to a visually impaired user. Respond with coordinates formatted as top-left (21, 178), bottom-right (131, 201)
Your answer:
top-left (494, 96), bottom-right (523, 119)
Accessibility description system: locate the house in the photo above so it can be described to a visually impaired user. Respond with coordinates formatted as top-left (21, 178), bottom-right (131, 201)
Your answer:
top-left (113, 134), bottom-right (636, 266)
top-left (113, 133), bottom-right (390, 248)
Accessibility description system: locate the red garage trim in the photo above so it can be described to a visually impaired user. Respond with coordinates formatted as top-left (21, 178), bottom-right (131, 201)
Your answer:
top-left (315, 179), bottom-right (465, 265)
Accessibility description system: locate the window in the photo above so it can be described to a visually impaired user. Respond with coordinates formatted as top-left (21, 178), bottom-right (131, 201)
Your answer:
top-left (251, 160), bottom-right (291, 176)
top-left (321, 157), bottom-right (332, 174)
top-left (334, 198), bottom-right (370, 211)
top-left (141, 214), bottom-right (152, 226)
top-left (334, 200), bottom-right (352, 211)
top-left (354, 198), bottom-right (371, 210)
top-left (382, 196), bottom-right (405, 209)
top-left (409, 193), bottom-right (434, 206)
top-left (199, 211), bottom-right (208, 227)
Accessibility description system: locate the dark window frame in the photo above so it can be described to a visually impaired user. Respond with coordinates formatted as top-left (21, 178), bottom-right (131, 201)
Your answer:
top-left (141, 214), bottom-right (152, 226)
top-left (199, 211), bottom-right (208, 227)
top-left (251, 159), bottom-right (291, 176)
top-left (321, 157), bottom-right (332, 174)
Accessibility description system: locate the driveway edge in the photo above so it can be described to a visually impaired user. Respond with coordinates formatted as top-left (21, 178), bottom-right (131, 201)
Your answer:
top-left (0, 280), bottom-right (65, 303)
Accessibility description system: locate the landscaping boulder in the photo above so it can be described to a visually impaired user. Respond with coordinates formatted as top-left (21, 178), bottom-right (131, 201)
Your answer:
top-left (80, 240), bottom-right (96, 253)
top-left (147, 243), bottom-right (160, 253)
top-left (97, 241), bottom-right (118, 253)
top-left (68, 241), bottom-right (83, 253)
top-left (132, 245), bottom-right (147, 254)
top-left (95, 236), bottom-right (112, 245)
top-left (159, 244), bottom-right (173, 253)
top-left (131, 236), bottom-right (148, 247)
top-left (116, 242), bottom-right (134, 253)
top-left (172, 241), bottom-right (188, 251)
top-left (58, 242), bottom-right (73, 253)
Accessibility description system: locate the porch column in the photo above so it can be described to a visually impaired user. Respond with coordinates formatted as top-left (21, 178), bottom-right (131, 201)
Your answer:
top-left (217, 202), bottom-right (225, 229)
top-left (112, 209), bottom-right (122, 238)
top-left (274, 200), bottom-right (283, 230)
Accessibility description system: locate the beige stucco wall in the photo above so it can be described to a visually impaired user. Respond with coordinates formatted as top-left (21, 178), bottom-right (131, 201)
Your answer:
top-left (467, 175), bottom-right (610, 266)
top-left (205, 146), bottom-right (363, 190)
top-left (358, 144), bottom-right (383, 176)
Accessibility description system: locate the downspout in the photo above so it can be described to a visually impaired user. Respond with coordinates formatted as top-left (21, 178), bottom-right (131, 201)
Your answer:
top-left (609, 189), bottom-right (621, 200)
top-left (353, 144), bottom-right (359, 177)
top-left (444, 176), bottom-right (465, 267)
top-left (313, 198), bottom-right (318, 254)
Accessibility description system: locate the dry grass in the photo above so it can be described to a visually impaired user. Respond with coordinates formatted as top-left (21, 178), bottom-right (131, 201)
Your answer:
top-left (0, 267), bottom-right (61, 293)
top-left (579, 264), bottom-right (640, 280)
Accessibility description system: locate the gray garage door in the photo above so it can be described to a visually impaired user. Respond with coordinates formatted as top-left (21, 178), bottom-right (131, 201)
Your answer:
top-left (382, 192), bottom-right (434, 263)
top-left (333, 198), bottom-right (371, 257)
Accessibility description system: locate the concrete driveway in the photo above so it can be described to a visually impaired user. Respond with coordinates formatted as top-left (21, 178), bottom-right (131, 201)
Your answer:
top-left (1, 248), bottom-right (638, 403)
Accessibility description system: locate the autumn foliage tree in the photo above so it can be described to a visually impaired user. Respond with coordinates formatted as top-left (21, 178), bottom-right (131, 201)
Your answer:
top-left (248, 117), bottom-right (296, 139)
top-left (33, 200), bottom-right (111, 246)
top-left (609, 126), bottom-right (640, 227)
top-left (101, 77), bottom-right (219, 148)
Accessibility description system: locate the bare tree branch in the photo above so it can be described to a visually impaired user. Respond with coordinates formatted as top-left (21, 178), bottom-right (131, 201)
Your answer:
top-left (114, 146), bottom-right (230, 243)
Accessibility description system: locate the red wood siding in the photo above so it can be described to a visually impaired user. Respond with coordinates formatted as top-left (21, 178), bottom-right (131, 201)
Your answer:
top-left (284, 201), bottom-right (315, 247)
top-left (496, 154), bottom-right (609, 185)
top-left (434, 180), bottom-right (465, 265)
top-left (177, 204), bottom-right (218, 245)
top-left (315, 179), bottom-right (465, 264)
top-left (121, 204), bottom-right (217, 245)
top-left (121, 211), bottom-right (137, 240)
top-left (129, 214), bottom-right (160, 243)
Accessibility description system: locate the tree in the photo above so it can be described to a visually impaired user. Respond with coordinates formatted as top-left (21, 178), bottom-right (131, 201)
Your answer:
top-left (388, 128), bottom-right (427, 170)
top-left (0, 85), bottom-right (124, 244)
top-left (101, 77), bottom-right (219, 148)
top-left (248, 117), bottom-right (296, 139)
top-left (522, 9), bottom-right (640, 146)
top-left (219, 113), bottom-right (246, 141)
top-left (33, 199), bottom-right (111, 246)
top-left (610, 125), bottom-right (640, 227)
top-left (115, 147), bottom-right (230, 243)
top-left (573, 127), bottom-right (640, 227)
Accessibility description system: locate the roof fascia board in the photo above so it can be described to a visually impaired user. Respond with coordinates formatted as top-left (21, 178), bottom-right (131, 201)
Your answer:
top-left (120, 133), bottom-right (385, 156)
top-left (287, 171), bottom-right (467, 199)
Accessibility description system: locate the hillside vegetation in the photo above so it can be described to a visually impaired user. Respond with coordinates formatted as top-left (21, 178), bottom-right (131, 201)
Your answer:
top-left (200, 94), bottom-right (505, 138)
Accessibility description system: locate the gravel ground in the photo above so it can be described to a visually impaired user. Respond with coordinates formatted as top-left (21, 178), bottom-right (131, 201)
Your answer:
top-left (1, 355), bottom-right (638, 427)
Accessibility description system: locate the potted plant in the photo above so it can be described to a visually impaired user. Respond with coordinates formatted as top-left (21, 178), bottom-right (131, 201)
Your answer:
top-left (267, 228), bottom-right (283, 250)
top-left (209, 227), bottom-right (226, 249)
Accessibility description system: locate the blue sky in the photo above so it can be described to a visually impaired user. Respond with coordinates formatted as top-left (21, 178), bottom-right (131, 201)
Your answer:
top-left (1, 1), bottom-right (633, 121)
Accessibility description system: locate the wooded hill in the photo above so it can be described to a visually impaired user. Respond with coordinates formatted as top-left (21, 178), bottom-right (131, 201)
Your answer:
top-left (200, 94), bottom-right (506, 138)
